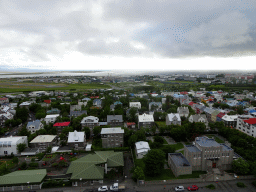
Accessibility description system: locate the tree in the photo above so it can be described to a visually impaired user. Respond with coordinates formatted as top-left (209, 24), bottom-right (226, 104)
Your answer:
top-left (154, 135), bottom-right (164, 144)
top-left (162, 145), bottom-right (175, 158)
top-left (232, 158), bottom-right (250, 175)
top-left (83, 126), bottom-right (91, 139)
top-left (16, 107), bottom-right (29, 123)
top-left (17, 143), bottom-right (27, 153)
top-left (132, 166), bottom-right (145, 181)
top-left (93, 126), bottom-right (102, 137)
top-left (143, 149), bottom-right (165, 176)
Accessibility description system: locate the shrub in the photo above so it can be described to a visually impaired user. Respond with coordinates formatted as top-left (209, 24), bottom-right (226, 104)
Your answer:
top-left (237, 182), bottom-right (246, 188)
top-left (20, 162), bottom-right (27, 170)
top-left (51, 163), bottom-right (58, 167)
top-left (206, 184), bottom-right (216, 190)
top-left (252, 181), bottom-right (256, 187)
top-left (29, 162), bottom-right (39, 168)
top-left (12, 157), bottom-right (19, 164)
top-left (36, 153), bottom-right (45, 160)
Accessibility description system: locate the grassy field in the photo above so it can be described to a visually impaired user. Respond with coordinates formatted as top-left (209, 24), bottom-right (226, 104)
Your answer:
top-left (0, 82), bottom-right (111, 93)
top-left (145, 170), bottom-right (206, 181)
top-left (155, 121), bottom-right (166, 128)
top-left (172, 143), bottom-right (184, 151)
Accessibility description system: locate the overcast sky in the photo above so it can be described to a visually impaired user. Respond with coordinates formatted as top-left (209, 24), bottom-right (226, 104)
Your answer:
top-left (0, 0), bottom-right (256, 72)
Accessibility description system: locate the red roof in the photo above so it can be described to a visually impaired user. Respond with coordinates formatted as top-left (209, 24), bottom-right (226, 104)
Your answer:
top-left (90, 96), bottom-right (99, 99)
top-left (217, 112), bottom-right (225, 118)
top-left (44, 100), bottom-right (51, 104)
top-left (126, 122), bottom-right (135, 126)
top-left (189, 102), bottom-right (196, 106)
top-left (243, 118), bottom-right (256, 125)
top-left (53, 122), bottom-right (70, 127)
top-left (180, 91), bottom-right (188, 95)
top-left (0, 98), bottom-right (8, 100)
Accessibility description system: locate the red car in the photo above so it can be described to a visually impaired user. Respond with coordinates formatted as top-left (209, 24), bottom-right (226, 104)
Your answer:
top-left (187, 185), bottom-right (199, 191)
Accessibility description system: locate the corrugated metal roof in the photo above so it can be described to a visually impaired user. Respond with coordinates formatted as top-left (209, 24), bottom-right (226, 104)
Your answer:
top-left (101, 127), bottom-right (124, 134)
top-left (30, 135), bottom-right (57, 143)
top-left (0, 169), bottom-right (46, 185)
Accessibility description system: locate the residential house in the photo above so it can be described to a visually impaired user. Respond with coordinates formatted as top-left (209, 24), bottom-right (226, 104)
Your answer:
top-left (70, 110), bottom-right (87, 117)
top-left (70, 105), bottom-right (81, 111)
top-left (211, 110), bottom-right (221, 122)
top-left (124, 122), bottom-right (136, 129)
top-left (67, 130), bottom-right (86, 150)
top-left (67, 151), bottom-right (124, 186)
top-left (0, 112), bottom-right (14, 127)
top-left (19, 102), bottom-right (31, 109)
top-left (107, 115), bottom-right (123, 127)
top-left (0, 136), bottom-right (28, 156)
top-left (222, 115), bottom-right (239, 128)
top-left (166, 113), bottom-right (181, 126)
top-left (188, 114), bottom-right (208, 128)
top-left (129, 102), bottom-right (141, 109)
top-left (184, 136), bottom-right (234, 172)
top-left (93, 99), bottom-right (102, 108)
top-left (177, 107), bottom-right (189, 118)
top-left (138, 113), bottom-right (154, 129)
top-left (53, 122), bottom-right (71, 135)
top-left (30, 135), bottom-right (58, 152)
top-left (135, 141), bottom-right (150, 159)
top-left (234, 94), bottom-right (246, 100)
top-left (46, 108), bottom-right (60, 115)
top-left (0, 98), bottom-right (9, 104)
top-left (216, 112), bottom-right (226, 122)
top-left (44, 114), bottom-right (60, 124)
top-left (203, 108), bottom-right (215, 123)
top-left (81, 116), bottom-right (99, 133)
top-left (26, 120), bottom-right (44, 134)
top-left (149, 102), bottom-right (162, 111)
top-left (101, 127), bottom-right (124, 148)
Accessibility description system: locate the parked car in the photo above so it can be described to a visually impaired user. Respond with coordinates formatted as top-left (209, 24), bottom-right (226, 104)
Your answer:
top-left (175, 186), bottom-right (184, 191)
top-left (98, 186), bottom-right (108, 191)
top-left (187, 185), bottom-right (199, 191)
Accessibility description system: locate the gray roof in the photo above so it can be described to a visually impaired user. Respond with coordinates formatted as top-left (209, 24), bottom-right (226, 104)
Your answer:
top-left (169, 153), bottom-right (191, 167)
top-left (190, 114), bottom-right (207, 122)
top-left (186, 145), bottom-right (201, 152)
top-left (101, 127), bottom-right (124, 134)
top-left (70, 110), bottom-right (87, 116)
top-left (107, 115), bottom-right (123, 123)
top-left (195, 137), bottom-right (220, 147)
top-left (220, 144), bottom-right (233, 151)
top-left (27, 120), bottom-right (41, 130)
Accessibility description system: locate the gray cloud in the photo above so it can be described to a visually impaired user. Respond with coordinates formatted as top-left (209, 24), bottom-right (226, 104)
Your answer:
top-left (0, 0), bottom-right (255, 66)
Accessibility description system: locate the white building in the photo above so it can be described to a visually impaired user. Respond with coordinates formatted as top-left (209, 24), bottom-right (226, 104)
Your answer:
top-left (67, 131), bottom-right (86, 150)
top-left (135, 141), bottom-right (150, 159)
top-left (166, 113), bottom-right (181, 126)
top-left (0, 136), bottom-right (28, 156)
top-left (138, 113), bottom-right (154, 129)
top-left (129, 102), bottom-right (141, 109)
top-left (44, 114), bottom-right (60, 124)
top-left (236, 116), bottom-right (256, 137)
top-left (222, 115), bottom-right (239, 127)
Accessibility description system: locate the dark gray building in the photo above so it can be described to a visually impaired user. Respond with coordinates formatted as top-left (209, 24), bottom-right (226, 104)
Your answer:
top-left (107, 115), bottom-right (123, 127)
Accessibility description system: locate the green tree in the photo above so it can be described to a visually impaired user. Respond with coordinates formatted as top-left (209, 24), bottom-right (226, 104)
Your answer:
top-left (17, 143), bottom-right (27, 153)
top-left (143, 149), bottom-right (165, 176)
top-left (132, 166), bottom-right (145, 181)
top-left (232, 158), bottom-right (250, 175)
top-left (82, 126), bottom-right (91, 139)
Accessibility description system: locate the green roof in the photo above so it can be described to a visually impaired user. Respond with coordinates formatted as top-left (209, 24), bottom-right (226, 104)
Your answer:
top-left (67, 151), bottom-right (123, 180)
top-left (0, 169), bottom-right (47, 186)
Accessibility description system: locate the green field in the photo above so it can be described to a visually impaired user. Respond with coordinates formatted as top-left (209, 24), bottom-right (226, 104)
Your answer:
top-left (0, 82), bottom-right (111, 93)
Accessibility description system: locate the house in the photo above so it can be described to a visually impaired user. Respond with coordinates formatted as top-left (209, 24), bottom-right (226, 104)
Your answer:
top-left (222, 115), bottom-right (239, 127)
top-left (107, 115), bottom-right (123, 127)
top-left (166, 113), bottom-right (181, 126)
top-left (236, 115), bottom-right (256, 137)
top-left (19, 102), bottom-right (31, 109)
top-left (0, 169), bottom-right (47, 191)
top-left (67, 130), bottom-right (86, 150)
top-left (184, 136), bottom-right (234, 172)
top-left (81, 116), bottom-right (99, 133)
top-left (93, 99), bottom-right (102, 108)
top-left (66, 151), bottom-right (124, 186)
top-left (26, 120), bottom-right (44, 133)
top-left (0, 136), bottom-right (28, 156)
top-left (0, 112), bottom-right (14, 127)
top-left (177, 107), bottom-right (189, 118)
top-left (129, 102), bottom-right (141, 109)
top-left (44, 114), bottom-right (59, 124)
top-left (53, 122), bottom-right (71, 135)
top-left (70, 110), bottom-right (87, 117)
top-left (168, 153), bottom-right (192, 177)
top-left (216, 112), bottom-right (226, 122)
top-left (135, 141), bottom-right (150, 159)
top-left (149, 102), bottom-right (162, 111)
top-left (203, 108), bottom-right (215, 122)
top-left (0, 98), bottom-right (9, 104)
top-left (30, 135), bottom-right (57, 152)
top-left (124, 122), bottom-right (136, 129)
top-left (82, 97), bottom-right (91, 102)
top-left (138, 113), bottom-right (154, 129)
top-left (70, 105), bottom-right (81, 111)
top-left (188, 114), bottom-right (208, 127)
top-left (234, 94), bottom-right (246, 100)
top-left (46, 108), bottom-right (61, 114)
top-left (211, 110), bottom-right (220, 122)
top-left (101, 127), bottom-right (124, 148)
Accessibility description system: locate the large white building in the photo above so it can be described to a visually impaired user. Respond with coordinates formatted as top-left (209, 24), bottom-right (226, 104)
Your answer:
top-left (236, 116), bottom-right (256, 137)
top-left (135, 141), bottom-right (150, 159)
top-left (129, 102), bottom-right (141, 109)
top-left (0, 136), bottom-right (28, 156)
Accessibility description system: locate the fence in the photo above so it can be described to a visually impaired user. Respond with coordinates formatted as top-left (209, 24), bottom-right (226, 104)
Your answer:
top-left (0, 183), bottom-right (42, 191)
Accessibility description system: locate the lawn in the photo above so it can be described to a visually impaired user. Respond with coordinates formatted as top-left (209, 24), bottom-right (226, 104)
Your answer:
top-left (172, 143), bottom-right (184, 151)
top-left (145, 170), bottom-right (206, 181)
top-left (155, 121), bottom-right (166, 128)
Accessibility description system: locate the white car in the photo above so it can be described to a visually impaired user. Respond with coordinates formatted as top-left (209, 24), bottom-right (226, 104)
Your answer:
top-left (98, 186), bottom-right (108, 191)
top-left (175, 186), bottom-right (185, 191)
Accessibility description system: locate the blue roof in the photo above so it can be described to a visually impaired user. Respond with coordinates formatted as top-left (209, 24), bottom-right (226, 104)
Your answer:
top-left (114, 101), bottom-right (122, 105)
top-left (169, 153), bottom-right (191, 167)
top-left (186, 145), bottom-right (201, 153)
top-left (196, 137), bottom-right (220, 147)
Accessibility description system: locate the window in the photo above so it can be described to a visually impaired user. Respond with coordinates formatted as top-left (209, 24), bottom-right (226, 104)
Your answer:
top-left (0, 142), bottom-right (2, 148)
top-left (8, 142), bottom-right (11, 147)
top-left (4, 151), bottom-right (8, 154)
top-left (3, 142), bottom-right (7, 147)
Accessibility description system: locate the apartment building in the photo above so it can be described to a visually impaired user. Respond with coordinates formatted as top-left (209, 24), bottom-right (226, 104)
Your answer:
top-left (81, 116), bottom-right (99, 133)
top-left (222, 115), bottom-right (238, 127)
top-left (101, 127), bottom-right (124, 148)
top-left (107, 115), bottom-right (123, 127)
top-left (236, 115), bottom-right (256, 137)
top-left (138, 113), bottom-right (154, 129)
top-left (30, 135), bottom-right (57, 152)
